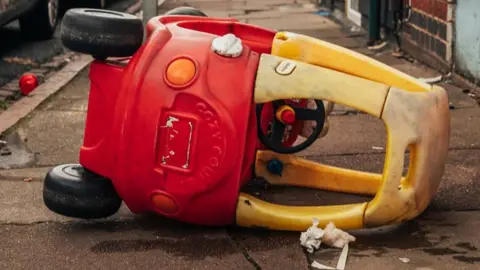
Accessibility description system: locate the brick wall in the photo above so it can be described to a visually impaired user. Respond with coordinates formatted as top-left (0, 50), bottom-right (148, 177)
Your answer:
top-left (401, 0), bottom-right (454, 71)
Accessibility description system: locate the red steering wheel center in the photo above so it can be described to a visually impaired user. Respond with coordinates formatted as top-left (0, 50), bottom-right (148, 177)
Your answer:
top-left (276, 105), bottom-right (296, 124)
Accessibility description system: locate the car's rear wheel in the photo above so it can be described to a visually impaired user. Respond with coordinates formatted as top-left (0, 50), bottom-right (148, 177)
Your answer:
top-left (60, 8), bottom-right (144, 59)
top-left (19, 0), bottom-right (59, 40)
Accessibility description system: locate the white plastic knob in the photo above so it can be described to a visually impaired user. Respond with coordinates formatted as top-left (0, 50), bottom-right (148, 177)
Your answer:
top-left (211, 33), bottom-right (243, 57)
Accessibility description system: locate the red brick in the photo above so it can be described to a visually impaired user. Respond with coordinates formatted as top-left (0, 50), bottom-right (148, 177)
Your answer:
top-left (411, 0), bottom-right (431, 14)
top-left (433, 0), bottom-right (448, 21)
top-left (411, 0), bottom-right (448, 21)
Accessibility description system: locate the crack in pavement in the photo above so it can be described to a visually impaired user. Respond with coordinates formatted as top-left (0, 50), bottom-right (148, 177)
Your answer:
top-left (228, 236), bottom-right (262, 269)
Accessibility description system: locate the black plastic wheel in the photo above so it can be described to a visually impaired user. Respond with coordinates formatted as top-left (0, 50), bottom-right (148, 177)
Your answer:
top-left (19, 0), bottom-right (59, 40)
top-left (60, 8), bottom-right (144, 58)
top-left (43, 164), bottom-right (122, 219)
top-left (165, 6), bottom-right (208, 17)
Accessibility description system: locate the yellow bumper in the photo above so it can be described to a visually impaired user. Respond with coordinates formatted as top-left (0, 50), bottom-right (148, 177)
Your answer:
top-left (235, 32), bottom-right (450, 231)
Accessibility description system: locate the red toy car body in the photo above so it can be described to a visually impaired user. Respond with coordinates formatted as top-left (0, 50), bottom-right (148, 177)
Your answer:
top-left (77, 15), bottom-right (307, 225)
top-left (45, 7), bottom-right (450, 232)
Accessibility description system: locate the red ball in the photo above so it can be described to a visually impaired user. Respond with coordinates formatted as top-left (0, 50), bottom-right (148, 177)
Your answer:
top-left (19, 73), bottom-right (39, 96)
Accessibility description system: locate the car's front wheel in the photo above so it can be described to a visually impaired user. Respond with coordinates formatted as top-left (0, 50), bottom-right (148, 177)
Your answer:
top-left (19, 0), bottom-right (59, 40)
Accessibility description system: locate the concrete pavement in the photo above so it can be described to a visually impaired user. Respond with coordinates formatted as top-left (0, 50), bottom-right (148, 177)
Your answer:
top-left (1, 0), bottom-right (480, 269)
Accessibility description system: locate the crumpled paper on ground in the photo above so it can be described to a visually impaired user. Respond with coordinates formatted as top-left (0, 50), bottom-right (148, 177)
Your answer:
top-left (299, 218), bottom-right (325, 253)
top-left (300, 219), bottom-right (356, 269)
top-left (300, 219), bottom-right (356, 253)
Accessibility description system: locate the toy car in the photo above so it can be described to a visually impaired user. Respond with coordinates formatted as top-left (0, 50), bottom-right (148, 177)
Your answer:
top-left (43, 7), bottom-right (450, 231)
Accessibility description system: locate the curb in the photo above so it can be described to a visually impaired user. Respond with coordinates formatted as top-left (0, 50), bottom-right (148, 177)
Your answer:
top-left (0, 55), bottom-right (92, 136)
top-left (0, 0), bottom-right (147, 136)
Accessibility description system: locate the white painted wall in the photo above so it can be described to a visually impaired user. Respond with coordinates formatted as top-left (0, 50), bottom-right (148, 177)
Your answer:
top-left (455, 0), bottom-right (480, 80)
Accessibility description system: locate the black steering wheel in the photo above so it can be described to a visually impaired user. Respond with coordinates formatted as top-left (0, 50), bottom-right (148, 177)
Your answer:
top-left (256, 99), bottom-right (326, 154)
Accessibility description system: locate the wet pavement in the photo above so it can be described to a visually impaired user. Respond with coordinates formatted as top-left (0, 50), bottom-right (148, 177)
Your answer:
top-left (0, 212), bottom-right (479, 269)
top-left (1, 0), bottom-right (480, 269)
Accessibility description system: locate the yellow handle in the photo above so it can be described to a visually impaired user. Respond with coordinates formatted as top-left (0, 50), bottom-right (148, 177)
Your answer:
top-left (253, 54), bottom-right (389, 118)
top-left (271, 32), bottom-right (431, 92)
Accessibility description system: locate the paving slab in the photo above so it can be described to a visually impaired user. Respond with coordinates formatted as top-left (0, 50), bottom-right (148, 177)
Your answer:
top-left (308, 36), bottom-right (363, 49)
top-left (298, 113), bottom-right (387, 156)
top-left (37, 67), bottom-right (90, 112)
top-left (187, 2), bottom-right (261, 11)
top-left (437, 82), bottom-right (478, 109)
top-left (288, 28), bottom-right (364, 48)
top-left (198, 9), bottom-right (246, 18)
top-left (232, 7), bottom-right (318, 20)
top-left (245, 0), bottom-right (300, 5)
top-left (311, 149), bottom-right (480, 211)
top-left (299, 107), bottom-right (480, 156)
top-left (0, 166), bottom-right (51, 181)
top-left (289, 28), bottom-right (366, 39)
top-left (228, 227), bottom-right (309, 270)
top-left (433, 149), bottom-right (480, 210)
top-left (0, 180), bottom-right (136, 224)
top-left (0, 148), bottom-right (476, 227)
top-left (245, 149), bottom-right (479, 211)
top-left (309, 211), bottom-right (480, 270)
top-left (17, 110), bottom-right (85, 166)
top-left (0, 211), bottom-right (479, 269)
top-left (0, 131), bottom-right (36, 169)
top-left (247, 14), bottom-right (340, 31)
top-left (0, 219), bottom-right (254, 270)
top-left (389, 60), bottom-right (442, 79)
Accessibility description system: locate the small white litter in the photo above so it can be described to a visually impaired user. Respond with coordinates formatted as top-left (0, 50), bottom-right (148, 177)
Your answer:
top-left (372, 146), bottom-right (384, 150)
top-left (301, 219), bottom-right (356, 270)
top-left (417, 75), bottom-right (442, 84)
top-left (399, 257), bottom-right (410, 263)
top-left (300, 219), bottom-right (356, 252)
top-left (350, 26), bottom-right (361, 32)
top-left (300, 218), bottom-right (325, 253)
top-left (322, 222), bottom-right (356, 249)
top-left (312, 260), bottom-right (336, 270)
top-left (367, 41), bottom-right (387, 50)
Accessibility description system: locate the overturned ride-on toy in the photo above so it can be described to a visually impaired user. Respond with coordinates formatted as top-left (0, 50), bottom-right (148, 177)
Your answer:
top-left (44, 7), bottom-right (450, 231)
